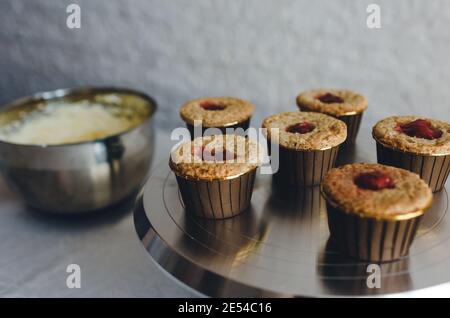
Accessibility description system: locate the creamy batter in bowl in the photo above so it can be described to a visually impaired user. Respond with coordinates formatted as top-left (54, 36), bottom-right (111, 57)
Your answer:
top-left (0, 87), bottom-right (157, 213)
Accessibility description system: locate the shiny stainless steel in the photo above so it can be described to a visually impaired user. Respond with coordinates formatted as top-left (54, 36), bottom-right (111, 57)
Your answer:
top-left (0, 87), bottom-right (156, 213)
top-left (134, 159), bottom-right (449, 297)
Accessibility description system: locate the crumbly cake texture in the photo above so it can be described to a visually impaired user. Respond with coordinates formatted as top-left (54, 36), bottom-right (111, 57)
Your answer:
top-left (170, 135), bottom-right (264, 180)
top-left (296, 89), bottom-right (368, 117)
top-left (373, 116), bottom-right (450, 155)
top-left (261, 112), bottom-right (347, 150)
top-left (322, 163), bottom-right (432, 219)
top-left (180, 97), bottom-right (255, 127)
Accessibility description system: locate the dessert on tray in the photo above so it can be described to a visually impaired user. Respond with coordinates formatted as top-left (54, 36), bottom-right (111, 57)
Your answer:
top-left (180, 97), bottom-right (255, 138)
top-left (296, 89), bottom-right (368, 144)
top-left (373, 116), bottom-right (450, 192)
top-left (262, 111), bottom-right (347, 186)
top-left (169, 134), bottom-right (264, 219)
top-left (322, 163), bottom-right (433, 262)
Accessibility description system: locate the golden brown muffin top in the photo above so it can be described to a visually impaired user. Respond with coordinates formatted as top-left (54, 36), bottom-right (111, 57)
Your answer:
top-left (170, 135), bottom-right (264, 180)
top-left (322, 163), bottom-right (433, 220)
top-left (373, 116), bottom-right (450, 156)
top-left (296, 88), bottom-right (368, 117)
top-left (261, 111), bottom-right (347, 150)
top-left (180, 97), bottom-right (255, 127)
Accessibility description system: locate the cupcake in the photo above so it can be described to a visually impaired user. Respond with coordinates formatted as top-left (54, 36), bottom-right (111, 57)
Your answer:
top-left (296, 89), bottom-right (368, 144)
top-left (262, 111), bottom-right (347, 186)
top-left (169, 134), bottom-right (263, 219)
top-left (373, 116), bottom-right (450, 192)
top-left (180, 97), bottom-right (255, 138)
top-left (322, 163), bottom-right (433, 262)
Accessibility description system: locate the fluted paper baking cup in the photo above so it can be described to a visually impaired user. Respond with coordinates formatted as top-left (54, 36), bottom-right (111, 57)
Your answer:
top-left (174, 168), bottom-right (256, 219)
top-left (324, 201), bottom-right (423, 262)
top-left (273, 143), bottom-right (340, 187)
top-left (337, 112), bottom-right (364, 145)
top-left (375, 138), bottom-right (450, 193)
top-left (186, 119), bottom-right (250, 139)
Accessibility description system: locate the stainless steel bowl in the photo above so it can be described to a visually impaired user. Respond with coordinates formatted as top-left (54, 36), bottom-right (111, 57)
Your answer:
top-left (0, 87), bottom-right (157, 213)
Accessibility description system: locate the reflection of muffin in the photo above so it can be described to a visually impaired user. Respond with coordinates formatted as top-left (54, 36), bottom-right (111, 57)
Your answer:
top-left (322, 163), bottom-right (432, 262)
top-left (263, 184), bottom-right (326, 251)
top-left (180, 97), bottom-right (255, 138)
top-left (262, 111), bottom-right (346, 186)
top-left (373, 116), bottom-right (450, 192)
top-left (296, 89), bottom-right (368, 144)
top-left (318, 238), bottom-right (412, 296)
top-left (170, 135), bottom-right (263, 219)
top-left (181, 208), bottom-right (268, 267)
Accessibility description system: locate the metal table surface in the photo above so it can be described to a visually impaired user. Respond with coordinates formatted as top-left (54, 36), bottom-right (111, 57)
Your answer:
top-left (0, 133), bottom-right (193, 297)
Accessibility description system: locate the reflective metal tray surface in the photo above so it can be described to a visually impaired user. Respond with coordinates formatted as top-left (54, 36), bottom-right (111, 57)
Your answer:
top-left (134, 158), bottom-right (450, 297)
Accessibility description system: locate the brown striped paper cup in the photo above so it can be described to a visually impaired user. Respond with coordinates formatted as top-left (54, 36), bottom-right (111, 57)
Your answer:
top-left (374, 138), bottom-right (450, 193)
top-left (322, 190), bottom-right (427, 262)
top-left (172, 166), bottom-right (257, 219)
top-left (337, 112), bottom-right (364, 145)
top-left (186, 119), bottom-right (250, 139)
top-left (273, 143), bottom-right (340, 187)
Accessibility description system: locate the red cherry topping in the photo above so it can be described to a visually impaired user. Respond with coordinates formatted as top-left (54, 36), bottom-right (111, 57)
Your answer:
top-left (199, 101), bottom-right (226, 111)
top-left (191, 146), bottom-right (203, 159)
top-left (354, 172), bottom-right (395, 191)
top-left (395, 119), bottom-right (442, 140)
top-left (286, 122), bottom-right (316, 134)
top-left (316, 93), bottom-right (344, 104)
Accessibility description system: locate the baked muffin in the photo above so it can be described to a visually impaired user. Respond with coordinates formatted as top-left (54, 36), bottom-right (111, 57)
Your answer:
top-left (296, 89), bottom-right (368, 144)
top-left (180, 97), bottom-right (255, 138)
top-left (373, 116), bottom-right (450, 192)
top-left (262, 111), bottom-right (347, 186)
top-left (170, 134), bottom-right (263, 219)
top-left (322, 163), bottom-right (433, 262)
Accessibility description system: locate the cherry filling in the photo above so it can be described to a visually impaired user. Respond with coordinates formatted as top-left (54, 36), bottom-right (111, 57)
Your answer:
top-left (199, 101), bottom-right (226, 111)
top-left (286, 122), bottom-right (316, 134)
top-left (395, 119), bottom-right (443, 140)
top-left (316, 93), bottom-right (344, 104)
top-left (192, 145), bottom-right (236, 161)
top-left (354, 172), bottom-right (395, 191)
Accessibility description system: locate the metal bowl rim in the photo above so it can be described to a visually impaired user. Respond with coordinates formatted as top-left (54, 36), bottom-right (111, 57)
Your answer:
top-left (0, 86), bottom-right (157, 149)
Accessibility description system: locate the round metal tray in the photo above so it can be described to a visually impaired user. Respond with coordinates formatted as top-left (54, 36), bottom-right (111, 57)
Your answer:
top-left (134, 158), bottom-right (450, 297)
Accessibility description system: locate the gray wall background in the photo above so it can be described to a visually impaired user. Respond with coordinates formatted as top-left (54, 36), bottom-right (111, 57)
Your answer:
top-left (1, 0), bottom-right (449, 133)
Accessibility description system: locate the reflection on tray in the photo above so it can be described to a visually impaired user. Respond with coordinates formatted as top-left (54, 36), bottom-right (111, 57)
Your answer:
top-left (261, 181), bottom-right (328, 252)
top-left (178, 207), bottom-right (269, 268)
top-left (317, 239), bottom-right (412, 296)
top-left (266, 179), bottom-right (325, 217)
top-left (417, 188), bottom-right (448, 236)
